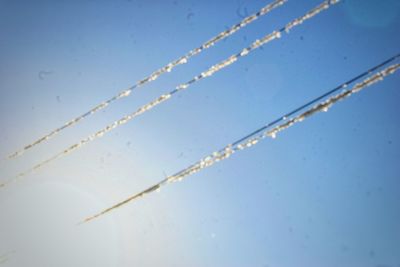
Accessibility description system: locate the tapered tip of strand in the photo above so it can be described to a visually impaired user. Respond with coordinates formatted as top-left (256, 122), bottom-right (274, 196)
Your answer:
top-left (78, 206), bottom-right (113, 225)
top-left (5, 150), bottom-right (22, 161)
top-left (0, 174), bottom-right (23, 190)
top-left (77, 215), bottom-right (98, 226)
top-left (0, 154), bottom-right (14, 164)
top-left (79, 183), bottom-right (163, 225)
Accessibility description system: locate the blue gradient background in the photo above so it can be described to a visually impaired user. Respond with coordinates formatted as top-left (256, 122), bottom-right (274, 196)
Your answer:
top-left (0, 0), bottom-right (399, 266)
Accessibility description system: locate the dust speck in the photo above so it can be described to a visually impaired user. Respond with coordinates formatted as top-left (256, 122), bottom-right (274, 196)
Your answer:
top-left (236, 3), bottom-right (249, 18)
top-left (187, 11), bottom-right (194, 20)
top-left (38, 70), bottom-right (53, 80)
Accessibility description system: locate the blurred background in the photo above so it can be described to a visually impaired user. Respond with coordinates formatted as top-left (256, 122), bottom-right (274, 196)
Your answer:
top-left (0, 0), bottom-right (399, 266)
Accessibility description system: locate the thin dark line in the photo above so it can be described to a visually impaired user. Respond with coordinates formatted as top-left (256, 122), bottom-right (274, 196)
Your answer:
top-left (232, 53), bottom-right (400, 146)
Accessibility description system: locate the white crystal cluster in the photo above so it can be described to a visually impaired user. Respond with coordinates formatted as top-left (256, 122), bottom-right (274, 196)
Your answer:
top-left (250, 31), bottom-right (282, 50)
top-left (201, 56), bottom-right (238, 77)
top-left (285, 0), bottom-right (339, 33)
top-left (68, 93), bottom-right (173, 152)
top-left (264, 63), bottom-right (400, 139)
top-left (196, 0), bottom-right (287, 51)
top-left (167, 145), bottom-right (235, 183)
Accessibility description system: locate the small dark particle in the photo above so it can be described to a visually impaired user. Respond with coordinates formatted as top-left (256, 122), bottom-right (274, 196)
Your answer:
top-left (126, 141), bottom-right (131, 147)
top-left (300, 36), bottom-right (304, 40)
top-left (344, 56), bottom-right (348, 60)
top-left (369, 250), bottom-right (375, 258)
top-left (187, 11), bottom-right (194, 20)
top-left (388, 140), bottom-right (392, 145)
top-left (56, 96), bottom-right (61, 103)
top-left (243, 35), bottom-right (247, 41)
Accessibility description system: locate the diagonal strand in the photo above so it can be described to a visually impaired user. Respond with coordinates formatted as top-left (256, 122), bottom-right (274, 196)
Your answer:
top-left (81, 58), bottom-right (400, 223)
top-left (7, 0), bottom-right (287, 160)
top-left (5, 0), bottom-right (341, 187)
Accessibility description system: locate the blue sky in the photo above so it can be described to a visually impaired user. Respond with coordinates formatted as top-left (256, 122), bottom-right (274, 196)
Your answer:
top-left (0, 0), bottom-right (399, 266)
